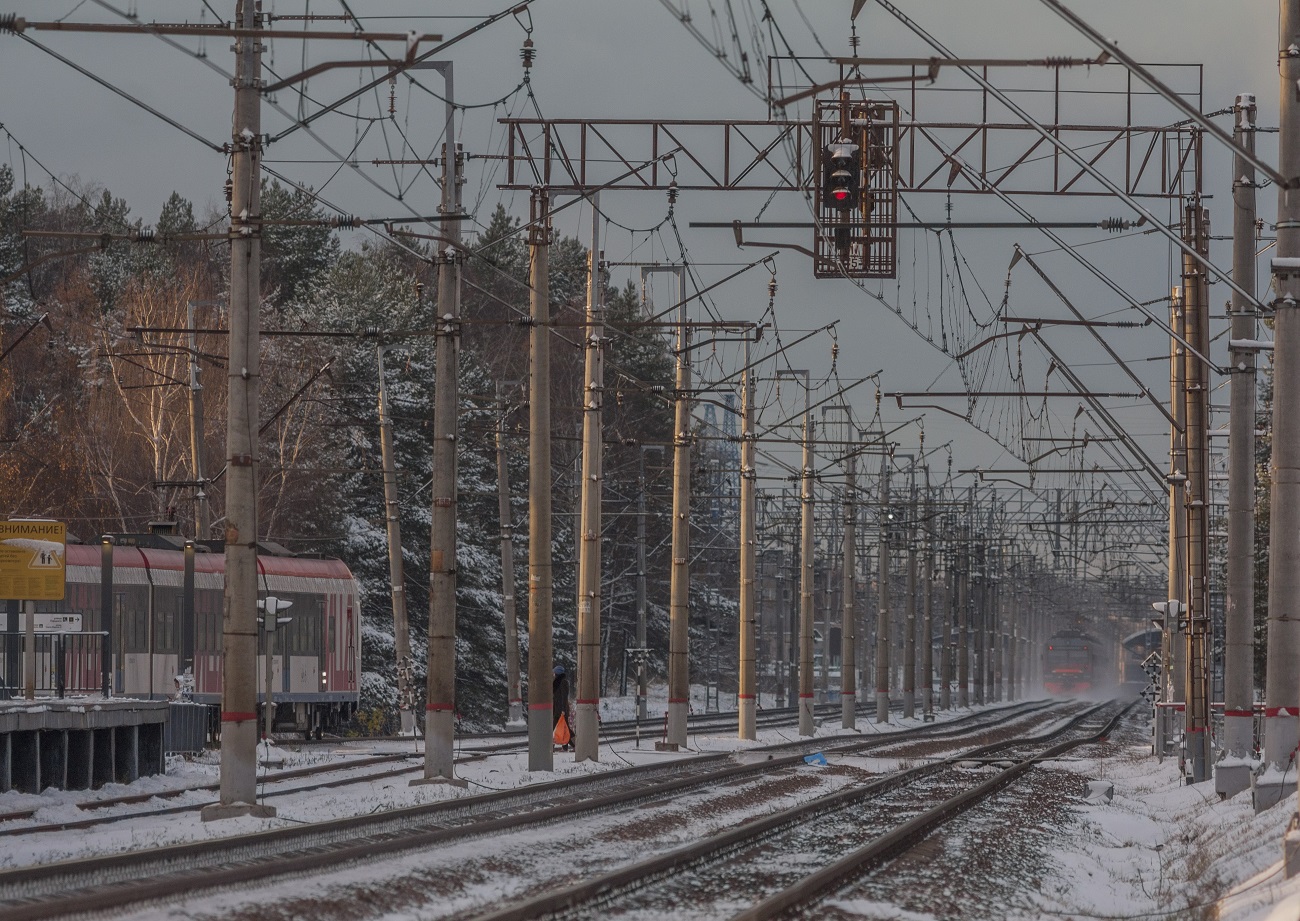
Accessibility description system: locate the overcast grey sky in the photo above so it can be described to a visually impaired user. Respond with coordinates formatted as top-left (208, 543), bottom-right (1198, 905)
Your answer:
top-left (0, 1), bottom-right (1282, 570)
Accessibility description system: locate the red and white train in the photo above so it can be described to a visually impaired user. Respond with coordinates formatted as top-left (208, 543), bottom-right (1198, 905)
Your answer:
top-left (21, 534), bottom-right (361, 734)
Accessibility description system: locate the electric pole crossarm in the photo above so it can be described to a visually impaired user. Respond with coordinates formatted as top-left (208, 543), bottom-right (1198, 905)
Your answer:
top-left (1016, 248), bottom-right (1184, 425)
top-left (871, 0), bottom-right (1262, 312)
top-left (755, 374), bottom-right (879, 439)
top-left (1033, 0), bottom-right (1287, 189)
top-left (266, 0), bottom-right (539, 144)
top-left (1019, 332), bottom-right (1168, 489)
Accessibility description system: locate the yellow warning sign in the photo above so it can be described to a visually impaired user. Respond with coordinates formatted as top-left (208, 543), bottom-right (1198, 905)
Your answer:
top-left (0, 520), bottom-right (66, 601)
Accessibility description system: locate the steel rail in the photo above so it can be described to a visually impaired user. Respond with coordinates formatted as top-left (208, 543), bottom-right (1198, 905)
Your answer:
top-left (457, 702), bottom-right (1111, 921)
top-left (0, 702), bottom-right (1055, 919)
top-left (0, 703), bottom-right (867, 836)
top-left (733, 700), bottom-right (1134, 920)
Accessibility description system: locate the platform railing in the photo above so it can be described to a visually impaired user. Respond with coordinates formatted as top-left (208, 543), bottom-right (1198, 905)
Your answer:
top-left (0, 631), bottom-right (109, 699)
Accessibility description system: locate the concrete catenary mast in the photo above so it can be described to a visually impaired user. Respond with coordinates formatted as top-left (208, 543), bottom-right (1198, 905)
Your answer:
top-left (738, 337), bottom-right (758, 740)
top-left (496, 382), bottom-right (523, 725)
top-left (1265, 0), bottom-right (1300, 820)
top-left (418, 129), bottom-right (464, 786)
top-left (203, 0), bottom-right (270, 821)
top-left (376, 343), bottom-right (413, 735)
top-left (575, 200), bottom-right (603, 763)
top-left (797, 380), bottom-right (815, 737)
top-left (1218, 93), bottom-right (1257, 799)
top-left (841, 450), bottom-right (857, 730)
top-left (666, 268), bottom-right (691, 750)
top-left (876, 454), bottom-right (891, 722)
top-left (527, 187), bottom-right (554, 772)
top-left (1182, 200), bottom-right (1212, 786)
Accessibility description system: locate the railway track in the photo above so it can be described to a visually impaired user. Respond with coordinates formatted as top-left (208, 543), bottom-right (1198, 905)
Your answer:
top-left (462, 700), bottom-right (1128, 921)
top-left (281, 701), bottom-right (877, 748)
top-left (0, 700), bottom-right (1059, 920)
top-left (0, 701), bottom-right (869, 835)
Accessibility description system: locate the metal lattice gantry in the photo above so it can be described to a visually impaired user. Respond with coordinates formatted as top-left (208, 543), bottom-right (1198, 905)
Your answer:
top-left (494, 63), bottom-right (1202, 202)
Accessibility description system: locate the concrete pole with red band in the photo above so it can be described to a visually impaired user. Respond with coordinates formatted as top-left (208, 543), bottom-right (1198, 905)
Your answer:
top-left (418, 131), bottom-right (464, 786)
top-left (526, 188), bottom-right (555, 772)
top-left (203, 0), bottom-right (271, 822)
top-left (575, 200), bottom-right (603, 764)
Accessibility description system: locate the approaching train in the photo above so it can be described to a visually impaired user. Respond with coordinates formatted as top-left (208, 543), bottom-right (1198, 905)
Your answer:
top-left (13, 530), bottom-right (360, 735)
top-left (1044, 628), bottom-right (1096, 695)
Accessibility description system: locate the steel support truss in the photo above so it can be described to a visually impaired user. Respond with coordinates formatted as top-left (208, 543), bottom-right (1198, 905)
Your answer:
top-left (495, 117), bottom-right (1200, 202)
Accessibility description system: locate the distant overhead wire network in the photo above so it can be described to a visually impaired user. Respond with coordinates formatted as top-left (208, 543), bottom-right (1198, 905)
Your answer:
top-left (656, 0), bottom-right (1171, 496)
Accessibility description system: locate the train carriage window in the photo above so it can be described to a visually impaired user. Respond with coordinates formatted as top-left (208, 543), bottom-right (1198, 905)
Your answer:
top-left (122, 587), bottom-right (148, 653)
top-left (153, 591), bottom-right (178, 654)
top-left (206, 587), bottom-right (223, 652)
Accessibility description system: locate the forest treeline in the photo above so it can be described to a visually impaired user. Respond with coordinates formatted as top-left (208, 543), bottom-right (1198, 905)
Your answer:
top-left (0, 167), bottom-right (742, 726)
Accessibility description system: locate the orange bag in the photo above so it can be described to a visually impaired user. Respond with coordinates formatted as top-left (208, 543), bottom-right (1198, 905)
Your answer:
top-left (553, 712), bottom-right (571, 746)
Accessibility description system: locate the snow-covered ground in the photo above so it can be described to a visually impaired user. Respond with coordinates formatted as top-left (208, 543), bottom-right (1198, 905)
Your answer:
top-left (4, 693), bottom-right (1300, 920)
top-left (1016, 725), bottom-right (1300, 921)
top-left (0, 684), bottom-right (923, 869)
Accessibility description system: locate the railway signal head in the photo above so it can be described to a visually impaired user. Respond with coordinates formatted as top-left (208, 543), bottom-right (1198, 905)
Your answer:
top-left (823, 141), bottom-right (861, 212)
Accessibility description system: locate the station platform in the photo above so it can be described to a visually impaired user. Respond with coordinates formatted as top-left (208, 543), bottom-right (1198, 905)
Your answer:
top-left (0, 697), bottom-right (167, 793)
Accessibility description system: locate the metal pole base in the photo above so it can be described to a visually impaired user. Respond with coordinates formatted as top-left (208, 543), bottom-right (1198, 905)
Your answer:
top-left (422, 709), bottom-right (456, 780)
top-left (508, 701), bottom-right (523, 724)
top-left (667, 700), bottom-right (688, 748)
top-left (1215, 714), bottom-right (1254, 798)
top-left (400, 709), bottom-right (416, 735)
top-left (216, 720), bottom-right (258, 809)
top-left (1256, 713), bottom-right (1300, 811)
top-left (576, 703), bottom-right (599, 762)
top-left (903, 691), bottom-right (915, 720)
top-left (1186, 729), bottom-right (1210, 784)
top-left (1253, 769), bottom-right (1297, 812)
top-left (528, 707), bottom-right (554, 772)
top-left (1214, 762), bottom-right (1252, 799)
top-left (876, 692), bottom-right (889, 724)
top-left (798, 694), bottom-right (815, 736)
top-left (201, 802), bottom-right (276, 822)
top-left (739, 696), bottom-right (757, 740)
top-left (841, 697), bottom-right (855, 731)
top-left (410, 774), bottom-right (468, 789)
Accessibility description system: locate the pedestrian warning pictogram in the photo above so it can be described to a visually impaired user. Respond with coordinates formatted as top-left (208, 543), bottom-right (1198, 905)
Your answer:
top-left (0, 520), bottom-right (66, 600)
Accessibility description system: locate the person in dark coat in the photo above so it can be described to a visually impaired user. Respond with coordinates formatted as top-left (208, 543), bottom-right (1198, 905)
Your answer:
top-left (552, 665), bottom-right (572, 750)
